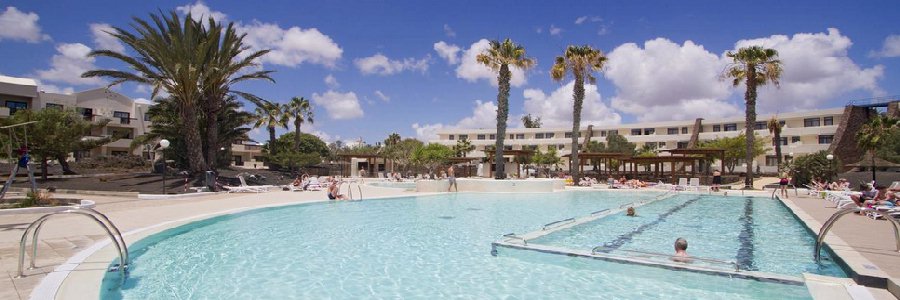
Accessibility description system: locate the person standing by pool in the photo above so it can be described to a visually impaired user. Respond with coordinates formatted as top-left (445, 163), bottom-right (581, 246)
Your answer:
top-left (779, 172), bottom-right (790, 199)
top-left (672, 238), bottom-right (692, 263)
top-left (447, 165), bottom-right (458, 192)
top-left (712, 169), bottom-right (722, 192)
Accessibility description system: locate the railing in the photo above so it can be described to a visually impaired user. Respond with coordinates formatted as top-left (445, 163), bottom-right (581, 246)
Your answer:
top-left (542, 218), bottom-right (576, 230)
top-left (591, 246), bottom-right (740, 272)
top-left (846, 95), bottom-right (899, 107)
top-left (502, 233), bottom-right (527, 245)
top-left (339, 180), bottom-right (364, 200)
top-left (17, 207), bottom-right (128, 280)
top-left (815, 207), bottom-right (900, 263)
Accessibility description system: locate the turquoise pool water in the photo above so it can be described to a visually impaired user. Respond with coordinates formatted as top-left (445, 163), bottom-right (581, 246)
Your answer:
top-left (101, 191), bottom-right (812, 299)
top-left (531, 194), bottom-right (847, 278)
top-left (367, 181), bottom-right (417, 190)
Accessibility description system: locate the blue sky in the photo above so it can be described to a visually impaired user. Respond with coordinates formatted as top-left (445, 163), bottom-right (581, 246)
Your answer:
top-left (1, 0), bottom-right (898, 145)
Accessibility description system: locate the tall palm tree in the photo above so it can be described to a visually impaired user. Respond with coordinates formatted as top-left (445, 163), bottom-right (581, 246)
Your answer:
top-left (857, 115), bottom-right (899, 183)
top-left (384, 133), bottom-right (401, 146)
top-left (82, 11), bottom-right (213, 173)
top-left (286, 97), bottom-right (314, 151)
top-left (550, 45), bottom-right (608, 179)
top-left (476, 38), bottom-right (535, 179)
top-left (723, 46), bottom-right (782, 188)
top-left (253, 100), bottom-right (290, 158)
top-left (767, 116), bottom-right (784, 171)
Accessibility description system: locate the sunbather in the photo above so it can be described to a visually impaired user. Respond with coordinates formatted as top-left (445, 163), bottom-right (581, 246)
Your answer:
top-left (851, 184), bottom-right (880, 208)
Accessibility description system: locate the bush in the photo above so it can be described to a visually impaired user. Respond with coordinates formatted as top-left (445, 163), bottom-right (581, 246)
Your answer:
top-left (72, 155), bottom-right (149, 170)
top-left (787, 150), bottom-right (838, 186)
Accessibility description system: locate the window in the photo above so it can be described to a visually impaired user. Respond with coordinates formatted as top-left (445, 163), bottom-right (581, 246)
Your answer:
top-left (631, 129), bottom-right (642, 135)
top-left (657, 142), bottom-right (666, 148)
top-left (523, 145), bottom-right (538, 150)
top-left (804, 118), bottom-right (820, 127)
top-left (712, 125), bottom-right (721, 132)
top-left (823, 116), bottom-right (834, 126)
top-left (113, 111), bottom-right (131, 125)
top-left (458, 134), bottom-right (469, 141)
top-left (724, 123), bottom-right (737, 131)
top-left (754, 121), bottom-right (767, 130)
top-left (489, 134), bottom-right (496, 140)
top-left (818, 135), bottom-right (834, 144)
top-left (109, 128), bottom-right (134, 139)
top-left (607, 130), bottom-right (617, 136)
top-left (545, 132), bottom-right (555, 139)
top-left (515, 134), bottom-right (525, 139)
top-left (144, 114), bottom-right (151, 121)
top-left (681, 127), bottom-right (688, 134)
top-left (477, 134), bottom-right (486, 140)
top-left (46, 103), bottom-right (64, 109)
top-left (558, 144), bottom-right (565, 150)
top-left (449, 135), bottom-right (455, 140)
top-left (535, 133), bottom-right (545, 139)
top-left (77, 107), bottom-right (93, 121)
top-left (509, 134), bottom-right (514, 139)
top-left (504, 145), bottom-right (513, 150)
top-left (111, 151), bottom-right (129, 156)
top-left (779, 137), bottom-right (788, 146)
top-left (765, 156), bottom-right (779, 166)
top-left (600, 131), bottom-right (607, 137)
top-left (677, 141), bottom-right (689, 149)
top-left (791, 136), bottom-right (800, 143)
top-left (565, 132), bottom-right (572, 138)
top-left (644, 128), bottom-right (655, 135)
top-left (5, 101), bottom-right (27, 115)
top-left (667, 128), bottom-right (679, 135)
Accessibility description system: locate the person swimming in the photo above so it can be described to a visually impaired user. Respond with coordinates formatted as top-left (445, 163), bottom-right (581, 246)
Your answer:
top-left (671, 237), bottom-right (692, 263)
top-left (626, 207), bottom-right (636, 217)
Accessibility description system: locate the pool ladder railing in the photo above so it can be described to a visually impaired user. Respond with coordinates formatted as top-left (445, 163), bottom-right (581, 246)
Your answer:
top-left (501, 233), bottom-right (527, 245)
top-left (339, 180), bottom-right (364, 200)
top-left (542, 218), bottom-right (576, 231)
top-left (814, 207), bottom-right (900, 263)
top-left (16, 206), bottom-right (129, 279)
top-left (591, 246), bottom-right (740, 272)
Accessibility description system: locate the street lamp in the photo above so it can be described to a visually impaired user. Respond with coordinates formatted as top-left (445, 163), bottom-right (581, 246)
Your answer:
top-left (826, 154), bottom-right (835, 181)
top-left (159, 139), bottom-right (170, 194)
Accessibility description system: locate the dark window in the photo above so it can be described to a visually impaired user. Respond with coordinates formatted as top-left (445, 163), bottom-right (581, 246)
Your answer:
top-left (658, 142), bottom-right (666, 148)
top-left (724, 123), bottom-right (737, 131)
top-left (449, 135), bottom-right (455, 140)
top-left (713, 125), bottom-right (721, 132)
top-left (111, 151), bottom-right (129, 156)
top-left (823, 116), bottom-right (834, 126)
top-left (677, 141), bottom-right (689, 149)
top-left (608, 130), bottom-right (617, 136)
top-left (791, 136), bottom-right (800, 143)
top-left (754, 121), bottom-right (767, 130)
top-left (46, 103), bottom-right (64, 109)
top-left (765, 156), bottom-right (779, 166)
top-left (545, 132), bottom-right (554, 139)
top-left (644, 128), bottom-right (655, 135)
top-left (113, 111), bottom-right (131, 125)
top-left (5, 101), bottom-right (28, 115)
top-left (458, 134), bottom-right (468, 141)
top-left (535, 133), bottom-right (544, 139)
top-left (818, 135), bottom-right (834, 144)
top-left (681, 127), bottom-right (688, 134)
top-left (77, 107), bottom-right (93, 121)
top-left (600, 131), bottom-right (607, 137)
top-left (109, 128), bottom-right (134, 139)
top-left (667, 128), bottom-right (679, 135)
top-left (504, 145), bottom-right (513, 150)
top-left (477, 134), bottom-right (486, 140)
top-left (565, 132), bottom-right (572, 138)
top-left (144, 114), bottom-right (150, 121)
top-left (804, 118), bottom-right (820, 127)
top-left (489, 134), bottom-right (496, 140)
top-left (631, 129), bottom-right (641, 135)
top-left (779, 137), bottom-right (788, 146)
top-left (558, 144), bottom-right (565, 150)
top-left (515, 134), bottom-right (525, 139)
top-left (509, 134), bottom-right (514, 139)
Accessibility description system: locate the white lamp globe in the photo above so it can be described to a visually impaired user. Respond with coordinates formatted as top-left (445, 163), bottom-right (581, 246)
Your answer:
top-left (159, 139), bottom-right (170, 149)
top-left (826, 154), bottom-right (834, 160)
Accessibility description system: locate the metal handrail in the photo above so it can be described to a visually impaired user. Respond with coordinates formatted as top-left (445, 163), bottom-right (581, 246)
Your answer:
top-left (339, 180), bottom-right (364, 200)
top-left (591, 246), bottom-right (740, 272)
top-left (28, 207), bottom-right (129, 269)
top-left (815, 207), bottom-right (900, 262)
top-left (502, 233), bottom-right (527, 245)
top-left (542, 218), bottom-right (576, 230)
top-left (17, 210), bottom-right (128, 279)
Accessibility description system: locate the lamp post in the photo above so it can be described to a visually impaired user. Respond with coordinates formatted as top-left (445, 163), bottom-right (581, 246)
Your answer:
top-left (826, 154), bottom-right (835, 181)
top-left (159, 139), bottom-right (170, 194)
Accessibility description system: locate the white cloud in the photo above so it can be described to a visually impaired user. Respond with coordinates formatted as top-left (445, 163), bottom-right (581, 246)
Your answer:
top-left (412, 123), bottom-right (445, 141)
top-left (36, 81), bottom-right (74, 94)
top-left (411, 100), bottom-right (500, 140)
top-left (871, 34), bottom-right (900, 58)
top-left (443, 24), bottom-right (456, 38)
top-left (732, 28), bottom-right (884, 112)
top-left (0, 7), bottom-right (50, 43)
top-left (324, 74), bottom-right (339, 88)
top-left (134, 98), bottom-right (153, 105)
top-left (575, 16), bottom-right (588, 25)
top-left (239, 21), bottom-right (343, 68)
top-left (604, 38), bottom-right (734, 122)
top-left (176, 1), bottom-right (227, 23)
top-left (374, 90), bottom-right (390, 102)
top-left (312, 90), bottom-right (364, 120)
top-left (523, 81), bottom-right (622, 128)
top-left (354, 53), bottom-right (430, 75)
top-left (597, 25), bottom-right (609, 36)
top-left (549, 25), bottom-right (562, 36)
top-left (35, 43), bottom-right (105, 86)
top-left (89, 23), bottom-right (125, 53)
top-left (455, 39), bottom-right (528, 87)
top-left (433, 41), bottom-right (461, 65)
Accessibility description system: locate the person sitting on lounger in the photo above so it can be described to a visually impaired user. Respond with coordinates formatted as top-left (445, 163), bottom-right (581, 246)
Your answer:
top-left (851, 183), bottom-right (880, 208)
top-left (671, 238), bottom-right (692, 263)
top-left (327, 179), bottom-right (347, 200)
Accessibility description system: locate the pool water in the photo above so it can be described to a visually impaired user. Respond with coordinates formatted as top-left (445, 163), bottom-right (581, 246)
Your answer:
top-left (367, 181), bottom-right (417, 190)
top-left (102, 191), bottom-right (812, 299)
top-left (530, 194), bottom-right (847, 278)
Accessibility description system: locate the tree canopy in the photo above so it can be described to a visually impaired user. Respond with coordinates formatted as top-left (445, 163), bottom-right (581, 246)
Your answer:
top-left (263, 132), bottom-right (328, 171)
top-left (701, 134), bottom-right (769, 173)
top-left (411, 143), bottom-right (454, 173)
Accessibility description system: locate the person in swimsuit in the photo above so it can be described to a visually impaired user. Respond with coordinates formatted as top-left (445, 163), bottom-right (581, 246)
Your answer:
top-left (778, 173), bottom-right (790, 199)
top-left (327, 179), bottom-right (347, 200)
top-left (672, 238), bottom-right (692, 263)
top-left (447, 165), bottom-right (458, 192)
top-left (712, 170), bottom-right (722, 192)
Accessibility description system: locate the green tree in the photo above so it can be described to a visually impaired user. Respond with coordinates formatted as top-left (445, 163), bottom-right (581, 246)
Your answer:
top-left (788, 150), bottom-right (838, 186)
top-left (767, 116), bottom-right (784, 171)
top-left (453, 139), bottom-right (475, 157)
top-left (286, 97), bottom-right (314, 151)
top-left (391, 138), bottom-right (424, 173)
top-left (253, 100), bottom-right (290, 159)
top-left (723, 45), bottom-right (782, 188)
top-left (411, 143), bottom-right (454, 175)
top-left (263, 132), bottom-right (328, 172)
top-left (531, 147), bottom-right (561, 177)
top-left (384, 133), bottom-right (401, 147)
top-left (701, 134), bottom-right (769, 174)
top-left (476, 38), bottom-right (535, 179)
top-left (856, 114), bottom-right (899, 182)
top-left (551, 45), bottom-right (608, 180)
top-left (603, 134), bottom-right (636, 155)
top-left (521, 114), bottom-right (542, 128)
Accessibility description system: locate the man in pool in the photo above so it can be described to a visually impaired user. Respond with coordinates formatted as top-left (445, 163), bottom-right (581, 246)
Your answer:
top-left (327, 179), bottom-right (347, 200)
top-left (447, 165), bottom-right (458, 192)
top-left (672, 238), bottom-right (692, 263)
top-left (626, 207), bottom-right (636, 217)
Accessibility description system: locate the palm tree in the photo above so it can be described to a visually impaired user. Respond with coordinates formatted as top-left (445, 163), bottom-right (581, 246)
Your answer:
top-left (857, 115), bottom-right (899, 183)
top-left (454, 139), bottom-right (475, 157)
top-left (253, 100), bottom-right (290, 158)
top-left (550, 45), bottom-right (608, 179)
top-left (767, 116), bottom-right (784, 171)
top-left (82, 11), bottom-right (212, 173)
top-left (476, 38), bottom-right (535, 179)
top-left (384, 133), bottom-right (401, 146)
top-left (286, 97), bottom-right (314, 151)
top-left (723, 46), bottom-right (782, 189)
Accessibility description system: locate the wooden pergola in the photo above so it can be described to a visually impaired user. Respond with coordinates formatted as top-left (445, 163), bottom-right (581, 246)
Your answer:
top-left (335, 153), bottom-right (388, 178)
top-left (661, 148), bottom-right (726, 174)
top-left (621, 156), bottom-right (706, 183)
top-left (562, 152), bottom-right (631, 177)
top-left (483, 150), bottom-right (534, 178)
top-left (447, 157), bottom-right (480, 178)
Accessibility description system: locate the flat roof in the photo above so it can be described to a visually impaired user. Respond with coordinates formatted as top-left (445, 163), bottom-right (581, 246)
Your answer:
top-left (0, 75), bottom-right (37, 86)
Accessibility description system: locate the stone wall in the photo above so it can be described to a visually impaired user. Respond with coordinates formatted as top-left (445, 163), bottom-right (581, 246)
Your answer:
top-left (829, 105), bottom-right (874, 170)
top-left (888, 101), bottom-right (900, 119)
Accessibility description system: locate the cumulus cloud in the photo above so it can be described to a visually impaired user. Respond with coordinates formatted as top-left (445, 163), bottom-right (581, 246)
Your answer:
top-left (455, 39), bottom-right (528, 87)
top-left (0, 7), bottom-right (50, 43)
top-left (412, 100), bottom-right (500, 140)
top-left (324, 74), bottom-right (339, 88)
top-left (871, 34), bottom-right (900, 58)
top-left (36, 81), bottom-right (74, 95)
top-left (443, 24), bottom-right (456, 38)
top-left (354, 53), bottom-right (430, 75)
top-left (312, 90), bottom-right (364, 120)
top-left (575, 16), bottom-right (588, 25)
top-left (412, 123), bottom-right (445, 141)
top-left (549, 25), bottom-right (562, 36)
top-left (89, 23), bottom-right (125, 53)
top-left (575, 16), bottom-right (603, 25)
top-left (523, 81), bottom-right (622, 127)
top-left (732, 28), bottom-right (884, 112)
top-left (605, 38), bottom-right (733, 122)
top-left (374, 90), bottom-right (390, 102)
top-left (176, 1), bottom-right (227, 23)
top-left (433, 41), bottom-right (461, 64)
top-left (35, 43), bottom-right (105, 86)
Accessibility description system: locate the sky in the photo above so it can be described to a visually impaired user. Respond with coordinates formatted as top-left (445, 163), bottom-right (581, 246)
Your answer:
top-left (1, 0), bottom-right (899, 145)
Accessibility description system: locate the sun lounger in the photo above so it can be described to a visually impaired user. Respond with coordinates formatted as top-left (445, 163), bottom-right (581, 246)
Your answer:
top-left (236, 175), bottom-right (274, 192)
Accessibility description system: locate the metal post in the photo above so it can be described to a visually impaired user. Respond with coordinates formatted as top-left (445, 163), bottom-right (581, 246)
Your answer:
top-left (162, 151), bottom-right (166, 195)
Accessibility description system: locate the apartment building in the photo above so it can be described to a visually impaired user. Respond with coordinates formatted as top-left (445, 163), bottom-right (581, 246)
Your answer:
top-left (433, 108), bottom-right (845, 175)
top-left (0, 75), bottom-right (263, 166)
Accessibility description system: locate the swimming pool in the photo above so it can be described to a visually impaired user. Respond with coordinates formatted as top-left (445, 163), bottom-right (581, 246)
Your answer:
top-left (366, 181), bottom-right (417, 190)
top-left (101, 191), bottom-right (814, 299)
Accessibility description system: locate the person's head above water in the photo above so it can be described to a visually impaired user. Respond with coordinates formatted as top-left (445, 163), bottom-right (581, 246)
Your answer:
top-left (674, 238), bottom-right (688, 252)
top-left (626, 207), bottom-right (636, 216)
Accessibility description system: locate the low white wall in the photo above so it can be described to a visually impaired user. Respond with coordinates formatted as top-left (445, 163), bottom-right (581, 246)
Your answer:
top-left (416, 178), bottom-right (559, 193)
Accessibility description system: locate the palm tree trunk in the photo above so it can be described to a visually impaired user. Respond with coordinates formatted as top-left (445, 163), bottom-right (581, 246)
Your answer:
top-left (40, 155), bottom-right (49, 180)
top-left (744, 69), bottom-right (758, 189)
top-left (774, 131), bottom-right (782, 170)
top-left (294, 119), bottom-right (302, 151)
top-left (182, 105), bottom-right (209, 174)
top-left (269, 126), bottom-right (277, 156)
top-left (205, 96), bottom-right (219, 171)
top-left (56, 154), bottom-right (75, 175)
top-left (494, 64), bottom-right (511, 179)
top-left (570, 74), bottom-right (585, 179)
top-left (872, 150), bottom-right (877, 183)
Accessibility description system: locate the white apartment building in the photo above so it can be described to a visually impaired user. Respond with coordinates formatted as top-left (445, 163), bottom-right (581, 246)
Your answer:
top-left (432, 108), bottom-right (845, 175)
top-left (0, 75), bottom-right (263, 166)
